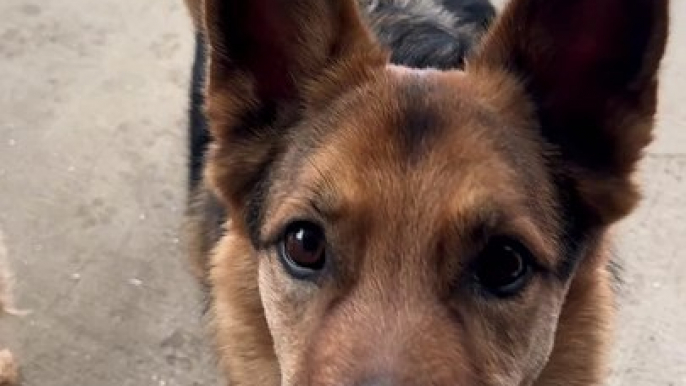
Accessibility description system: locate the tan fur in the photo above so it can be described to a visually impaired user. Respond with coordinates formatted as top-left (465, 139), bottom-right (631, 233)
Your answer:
top-left (209, 220), bottom-right (280, 384)
top-left (184, 0), bottom-right (669, 384)
top-left (535, 245), bottom-right (615, 385)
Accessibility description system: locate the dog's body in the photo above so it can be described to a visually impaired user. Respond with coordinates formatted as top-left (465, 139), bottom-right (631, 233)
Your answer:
top-left (184, 0), bottom-right (669, 385)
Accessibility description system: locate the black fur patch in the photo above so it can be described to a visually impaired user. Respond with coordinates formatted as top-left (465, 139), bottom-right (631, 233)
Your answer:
top-left (442, 0), bottom-right (496, 26)
top-left (376, 11), bottom-right (474, 69)
top-left (397, 82), bottom-right (443, 158)
top-left (244, 157), bottom-right (276, 249)
top-left (188, 34), bottom-right (210, 190)
top-left (552, 173), bottom-right (600, 281)
top-left (365, 0), bottom-right (495, 69)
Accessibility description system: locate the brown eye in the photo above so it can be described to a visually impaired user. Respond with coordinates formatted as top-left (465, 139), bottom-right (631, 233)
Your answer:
top-left (473, 237), bottom-right (533, 297)
top-left (279, 222), bottom-right (326, 278)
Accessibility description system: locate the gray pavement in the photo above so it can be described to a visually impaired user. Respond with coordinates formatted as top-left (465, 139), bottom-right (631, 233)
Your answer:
top-left (0, 0), bottom-right (684, 385)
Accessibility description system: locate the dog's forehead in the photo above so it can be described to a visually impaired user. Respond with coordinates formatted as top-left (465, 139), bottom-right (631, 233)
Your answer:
top-left (321, 68), bottom-right (516, 185)
top-left (323, 66), bottom-right (502, 161)
top-left (289, 72), bottom-right (527, 216)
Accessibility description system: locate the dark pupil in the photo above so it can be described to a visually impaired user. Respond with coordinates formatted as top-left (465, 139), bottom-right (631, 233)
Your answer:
top-left (297, 229), bottom-right (320, 252)
top-left (478, 244), bottom-right (525, 289)
top-left (286, 226), bottom-right (324, 267)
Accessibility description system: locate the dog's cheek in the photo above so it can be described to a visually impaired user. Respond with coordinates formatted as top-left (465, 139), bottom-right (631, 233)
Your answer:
top-left (520, 311), bottom-right (561, 384)
top-left (462, 280), bottom-right (566, 385)
top-left (258, 257), bottom-right (321, 384)
top-left (516, 283), bottom-right (570, 384)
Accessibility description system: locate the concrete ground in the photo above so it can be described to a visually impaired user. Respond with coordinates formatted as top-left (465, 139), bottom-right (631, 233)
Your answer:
top-left (0, 0), bottom-right (684, 385)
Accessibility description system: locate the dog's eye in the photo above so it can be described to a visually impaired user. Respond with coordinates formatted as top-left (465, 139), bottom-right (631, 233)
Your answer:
top-left (473, 237), bottom-right (533, 297)
top-left (279, 221), bottom-right (326, 278)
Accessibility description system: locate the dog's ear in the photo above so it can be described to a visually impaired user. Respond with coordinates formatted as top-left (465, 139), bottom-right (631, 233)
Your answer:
top-left (471, 0), bottom-right (669, 224)
top-left (201, 0), bottom-right (385, 207)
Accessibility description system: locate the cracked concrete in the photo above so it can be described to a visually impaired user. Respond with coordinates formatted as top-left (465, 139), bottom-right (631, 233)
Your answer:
top-left (0, 0), bottom-right (684, 385)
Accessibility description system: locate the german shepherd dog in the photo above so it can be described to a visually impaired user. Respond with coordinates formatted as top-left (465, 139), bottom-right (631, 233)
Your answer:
top-left (183, 0), bottom-right (669, 384)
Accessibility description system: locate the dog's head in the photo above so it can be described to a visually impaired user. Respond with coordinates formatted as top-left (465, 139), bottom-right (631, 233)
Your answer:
top-left (201, 0), bottom-right (668, 384)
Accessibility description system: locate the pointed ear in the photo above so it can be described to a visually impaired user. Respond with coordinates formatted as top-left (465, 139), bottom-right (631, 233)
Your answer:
top-left (200, 0), bottom-right (385, 205)
top-left (202, 0), bottom-right (384, 129)
top-left (471, 0), bottom-right (669, 224)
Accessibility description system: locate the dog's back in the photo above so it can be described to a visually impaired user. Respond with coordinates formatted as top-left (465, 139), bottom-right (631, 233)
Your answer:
top-left (360, 0), bottom-right (494, 68)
